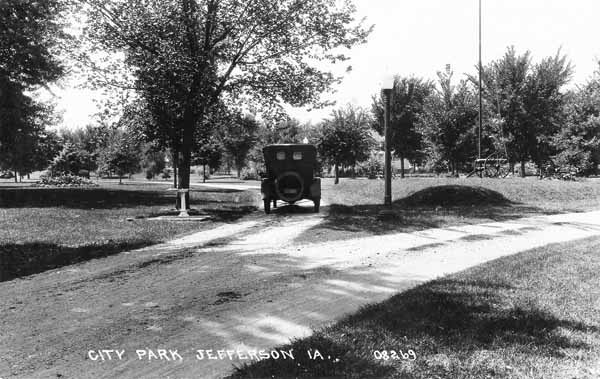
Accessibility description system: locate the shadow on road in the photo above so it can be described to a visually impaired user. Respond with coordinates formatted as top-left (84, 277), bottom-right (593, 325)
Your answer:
top-left (266, 202), bottom-right (320, 216)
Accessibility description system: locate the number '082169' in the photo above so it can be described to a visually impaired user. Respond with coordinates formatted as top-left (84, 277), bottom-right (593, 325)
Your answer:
top-left (373, 349), bottom-right (417, 361)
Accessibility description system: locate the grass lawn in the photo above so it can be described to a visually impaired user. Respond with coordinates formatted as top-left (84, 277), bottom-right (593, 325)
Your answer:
top-left (0, 181), bottom-right (258, 281)
top-left (229, 236), bottom-right (600, 379)
top-left (294, 177), bottom-right (600, 243)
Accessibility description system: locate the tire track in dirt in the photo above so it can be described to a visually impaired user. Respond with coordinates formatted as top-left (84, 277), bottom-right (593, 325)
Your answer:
top-left (2, 210), bottom-right (600, 378)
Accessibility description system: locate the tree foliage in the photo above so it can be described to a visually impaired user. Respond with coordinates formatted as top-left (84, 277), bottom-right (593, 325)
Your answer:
top-left (221, 113), bottom-right (259, 178)
top-left (0, 78), bottom-right (61, 178)
top-left (96, 129), bottom-right (142, 182)
top-left (479, 46), bottom-right (573, 176)
top-left (418, 69), bottom-right (478, 175)
top-left (552, 79), bottom-right (600, 175)
top-left (192, 135), bottom-right (222, 177)
top-left (49, 143), bottom-right (97, 176)
top-left (141, 144), bottom-right (167, 179)
top-left (0, 0), bottom-right (67, 87)
top-left (371, 75), bottom-right (434, 176)
top-left (317, 105), bottom-right (374, 183)
top-left (0, 0), bottom-right (69, 177)
top-left (81, 0), bottom-right (372, 196)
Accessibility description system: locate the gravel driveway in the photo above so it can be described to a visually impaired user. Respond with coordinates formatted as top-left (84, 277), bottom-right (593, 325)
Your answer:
top-left (2, 207), bottom-right (600, 379)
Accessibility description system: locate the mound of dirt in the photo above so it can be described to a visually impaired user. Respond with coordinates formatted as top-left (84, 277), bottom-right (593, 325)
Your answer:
top-left (397, 185), bottom-right (511, 207)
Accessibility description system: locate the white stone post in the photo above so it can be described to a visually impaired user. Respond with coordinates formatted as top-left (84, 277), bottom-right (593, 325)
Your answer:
top-left (178, 189), bottom-right (189, 217)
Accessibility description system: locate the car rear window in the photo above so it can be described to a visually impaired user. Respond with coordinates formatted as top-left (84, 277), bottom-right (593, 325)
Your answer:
top-left (293, 151), bottom-right (302, 160)
top-left (276, 151), bottom-right (285, 160)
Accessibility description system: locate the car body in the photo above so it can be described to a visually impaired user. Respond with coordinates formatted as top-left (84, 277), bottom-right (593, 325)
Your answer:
top-left (260, 144), bottom-right (321, 214)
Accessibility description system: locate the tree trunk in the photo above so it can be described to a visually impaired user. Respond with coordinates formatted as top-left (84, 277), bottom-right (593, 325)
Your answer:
top-left (334, 163), bottom-right (339, 184)
top-left (119, 175), bottom-right (122, 184)
top-left (400, 153), bottom-right (405, 178)
top-left (14, 171), bottom-right (17, 183)
top-left (203, 164), bottom-right (206, 183)
top-left (172, 150), bottom-right (178, 188)
top-left (520, 160), bottom-right (526, 178)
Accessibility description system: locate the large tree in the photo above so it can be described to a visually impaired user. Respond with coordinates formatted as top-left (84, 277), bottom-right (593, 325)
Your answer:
top-left (552, 77), bottom-right (600, 175)
top-left (479, 47), bottom-right (573, 176)
top-left (317, 105), bottom-right (374, 184)
top-left (371, 76), bottom-right (434, 177)
top-left (82, 0), bottom-right (371, 207)
top-left (0, 0), bottom-right (69, 178)
top-left (418, 69), bottom-right (478, 175)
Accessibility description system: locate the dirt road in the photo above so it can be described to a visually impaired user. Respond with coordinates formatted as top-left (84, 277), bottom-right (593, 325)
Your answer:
top-left (2, 204), bottom-right (600, 379)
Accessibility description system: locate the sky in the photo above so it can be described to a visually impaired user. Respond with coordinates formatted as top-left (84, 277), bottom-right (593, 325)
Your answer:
top-left (50, 0), bottom-right (600, 129)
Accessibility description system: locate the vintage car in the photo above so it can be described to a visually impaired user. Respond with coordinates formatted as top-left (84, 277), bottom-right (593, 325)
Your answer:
top-left (261, 144), bottom-right (321, 214)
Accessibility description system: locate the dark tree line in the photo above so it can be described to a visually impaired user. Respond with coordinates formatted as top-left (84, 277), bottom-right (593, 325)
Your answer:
top-left (2, 0), bottom-right (599, 184)
top-left (368, 47), bottom-right (598, 177)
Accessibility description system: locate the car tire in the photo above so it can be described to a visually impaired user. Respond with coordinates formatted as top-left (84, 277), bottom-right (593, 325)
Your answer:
top-left (275, 171), bottom-right (304, 203)
top-left (264, 199), bottom-right (271, 214)
top-left (314, 198), bottom-right (320, 213)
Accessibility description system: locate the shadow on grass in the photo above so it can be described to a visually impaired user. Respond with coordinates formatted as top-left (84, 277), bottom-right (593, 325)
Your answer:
top-left (350, 278), bottom-right (596, 350)
top-left (300, 185), bottom-right (557, 240)
top-left (0, 240), bottom-right (150, 282)
top-left (0, 186), bottom-right (250, 209)
top-left (229, 277), bottom-right (596, 378)
top-left (228, 335), bottom-right (394, 379)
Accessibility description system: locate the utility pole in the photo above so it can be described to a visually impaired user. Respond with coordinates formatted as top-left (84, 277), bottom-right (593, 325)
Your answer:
top-left (383, 87), bottom-right (392, 206)
top-left (478, 0), bottom-right (482, 159)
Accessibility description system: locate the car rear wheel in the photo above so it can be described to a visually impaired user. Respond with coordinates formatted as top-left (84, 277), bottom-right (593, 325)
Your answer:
top-left (314, 198), bottom-right (320, 213)
top-left (264, 199), bottom-right (271, 214)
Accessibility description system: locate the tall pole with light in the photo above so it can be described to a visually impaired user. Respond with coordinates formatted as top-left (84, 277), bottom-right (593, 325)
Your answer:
top-left (381, 75), bottom-right (394, 207)
top-left (478, 0), bottom-right (482, 160)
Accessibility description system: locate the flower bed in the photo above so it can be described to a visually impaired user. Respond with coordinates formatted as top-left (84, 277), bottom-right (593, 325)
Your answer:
top-left (33, 174), bottom-right (98, 187)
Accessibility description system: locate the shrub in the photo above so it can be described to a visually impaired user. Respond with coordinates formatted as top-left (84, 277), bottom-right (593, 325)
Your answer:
top-left (78, 169), bottom-right (90, 178)
top-left (161, 168), bottom-right (171, 179)
top-left (48, 144), bottom-right (96, 176)
top-left (356, 157), bottom-right (384, 179)
top-left (240, 167), bottom-right (260, 180)
top-left (33, 174), bottom-right (98, 187)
